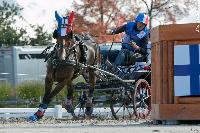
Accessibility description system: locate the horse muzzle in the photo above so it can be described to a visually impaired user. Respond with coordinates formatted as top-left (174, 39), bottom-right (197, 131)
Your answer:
top-left (56, 44), bottom-right (66, 61)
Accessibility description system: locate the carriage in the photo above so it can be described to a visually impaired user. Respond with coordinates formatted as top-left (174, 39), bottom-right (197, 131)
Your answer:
top-left (30, 10), bottom-right (151, 121)
top-left (39, 33), bottom-right (151, 120)
top-left (72, 38), bottom-right (152, 120)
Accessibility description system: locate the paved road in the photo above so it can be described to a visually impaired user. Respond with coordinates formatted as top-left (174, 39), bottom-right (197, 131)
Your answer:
top-left (0, 118), bottom-right (200, 133)
top-left (1, 124), bottom-right (200, 133)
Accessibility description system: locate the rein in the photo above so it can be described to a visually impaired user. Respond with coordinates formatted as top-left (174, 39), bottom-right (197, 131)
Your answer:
top-left (54, 35), bottom-right (83, 66)
top-left (64, 36), bottom-right (82, 60)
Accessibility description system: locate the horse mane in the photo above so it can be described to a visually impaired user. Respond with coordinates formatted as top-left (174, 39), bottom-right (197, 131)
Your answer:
top-left (75, 33), bottom-right (96, 43)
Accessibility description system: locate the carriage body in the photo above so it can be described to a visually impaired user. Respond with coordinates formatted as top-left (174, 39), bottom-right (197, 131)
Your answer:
top-left (99, 42), bottom-right (151, 84)
top-left (74, 41), bottom-right (151, 120)
top-left (98, 42), bottom-right (151, 119)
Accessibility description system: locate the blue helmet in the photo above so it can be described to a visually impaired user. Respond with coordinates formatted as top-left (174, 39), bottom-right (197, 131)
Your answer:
top-left (135, 13), bottom-right (149, 26)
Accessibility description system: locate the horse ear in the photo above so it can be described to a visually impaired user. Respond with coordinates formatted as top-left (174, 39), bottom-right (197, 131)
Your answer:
top-left (68, 11), bottom-right (74, 24)
top-left (55, 10), bottom-right (62, 23)
top-left (66, 11), bottom-right (74, 33)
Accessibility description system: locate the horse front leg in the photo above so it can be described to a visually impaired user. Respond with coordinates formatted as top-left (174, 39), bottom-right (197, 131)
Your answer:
top-left (63, 81), bottom-right (75, 115)
top-left (47, 79), bottom-right (67, 100)
top-left (85, 69), bottom-right (96, 116)
top-left (43, 76), bottom-right (54, 104)
top-left (29, 74), bottom-right (53, 121)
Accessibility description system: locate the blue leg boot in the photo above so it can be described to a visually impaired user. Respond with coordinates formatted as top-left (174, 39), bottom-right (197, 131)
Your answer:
top-left (29, 103), bottom-right (48, 121)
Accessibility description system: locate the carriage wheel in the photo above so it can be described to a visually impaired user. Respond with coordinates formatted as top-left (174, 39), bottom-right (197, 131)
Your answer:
top-left (134, 79), bottom-right (151, 119)
top-left (110, 88), bottom-right (135, 120)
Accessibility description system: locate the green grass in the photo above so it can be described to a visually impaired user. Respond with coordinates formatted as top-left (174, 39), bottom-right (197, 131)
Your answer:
top-left (0, 83), bottom-right (13, 100)
top-left (72, 75), bottom-right (86, 84)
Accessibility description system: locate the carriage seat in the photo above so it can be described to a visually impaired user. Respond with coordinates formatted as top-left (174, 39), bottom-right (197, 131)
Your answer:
top-left (121, 52), bottom-right (148, 66)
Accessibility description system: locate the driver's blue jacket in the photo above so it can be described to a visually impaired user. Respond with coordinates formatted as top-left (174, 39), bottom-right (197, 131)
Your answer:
top-left (112, 22), bottom-right (149, 55)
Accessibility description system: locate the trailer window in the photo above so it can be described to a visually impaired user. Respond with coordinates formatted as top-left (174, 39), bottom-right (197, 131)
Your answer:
top-left (19, 54), bottom-right (45, 60)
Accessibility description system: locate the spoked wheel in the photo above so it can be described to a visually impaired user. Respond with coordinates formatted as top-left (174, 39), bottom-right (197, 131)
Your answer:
top-left (110, 87), bottom-right (135, 120)
top-left (134, 79), bottom-right (151, 119)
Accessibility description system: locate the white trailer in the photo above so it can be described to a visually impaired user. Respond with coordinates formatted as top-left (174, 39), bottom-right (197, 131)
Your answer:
top-left (0, 46), bottom-right (47, 86)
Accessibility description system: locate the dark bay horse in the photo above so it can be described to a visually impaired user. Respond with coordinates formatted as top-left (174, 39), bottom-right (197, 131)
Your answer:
top-left (29, 11), bottom-right (99, 121)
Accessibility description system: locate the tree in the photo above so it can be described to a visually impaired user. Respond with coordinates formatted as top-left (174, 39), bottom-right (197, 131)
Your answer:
top-left (29, 25), bottom-right (52, 46)
top-left (0, 0), bottom-right (53, 46)
top-left (131, 0), bottom-right (198, 28)
top-left (0, 1), bottom-right (28, 46)
top-left (73, 0), bottom-right (139, 42)
top-left (73, 0), bottom-right (197, 32)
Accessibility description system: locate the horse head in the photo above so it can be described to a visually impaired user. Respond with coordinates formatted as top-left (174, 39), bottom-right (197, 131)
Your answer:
top-left (54, 11), bottom-right (75, 61)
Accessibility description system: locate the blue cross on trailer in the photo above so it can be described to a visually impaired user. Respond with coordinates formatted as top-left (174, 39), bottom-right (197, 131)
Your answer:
top-left (174, 44), bottom-right (200, 96)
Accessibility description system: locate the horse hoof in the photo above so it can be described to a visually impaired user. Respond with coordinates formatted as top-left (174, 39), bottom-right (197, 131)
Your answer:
top-left (85, 107), bottom-right (93, 116)
top-left (29, 110), bottom-right (45, 122)
top-left (67, 107), bottom-right (74, 114)
top-left (72, 114), bottom-right (78, 120)
top-left (63, 100), bottom-right (75, 114)
top-left (64, 105), bottom-right (74, 114)
top-left (29, 114), bottom-right (39, 122)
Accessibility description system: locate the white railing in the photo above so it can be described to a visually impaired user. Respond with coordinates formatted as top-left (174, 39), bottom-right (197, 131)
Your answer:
top-left (0, 105), bottom-right (112, 118)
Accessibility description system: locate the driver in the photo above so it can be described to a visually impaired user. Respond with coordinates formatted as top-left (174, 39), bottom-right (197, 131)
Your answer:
top-left (108, 12), bottom-right (150, 66)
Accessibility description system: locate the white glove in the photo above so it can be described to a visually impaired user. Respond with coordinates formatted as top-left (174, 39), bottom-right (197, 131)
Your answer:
top-left (130, 42), bottom-right (140, 50)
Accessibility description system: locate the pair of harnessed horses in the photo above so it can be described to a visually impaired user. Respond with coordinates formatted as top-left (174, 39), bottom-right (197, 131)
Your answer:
top-left (29, 11), bottom-right (99, 121)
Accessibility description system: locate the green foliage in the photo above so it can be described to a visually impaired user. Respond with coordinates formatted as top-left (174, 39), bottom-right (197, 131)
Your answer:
top-left (0, 1), bottom-right (28, 46)
top-left (16, 81), bottom-right (44, 101)
top-left (53, 86), bottom-right (78, 101)
top-left (52, 85), bottom-right (80, 105)
top-left (54, 86), bottom-right (67, 101)
top-left (0, 0), bottom-right (52, 46)
top-left (29, 25), bottom-right (52, 46)
top-left (0, 83), bottom-right (12, 100)
top-left (73, 75), bottom-right (86, 84)
top-left (0, 1), bottom-right (23, 25)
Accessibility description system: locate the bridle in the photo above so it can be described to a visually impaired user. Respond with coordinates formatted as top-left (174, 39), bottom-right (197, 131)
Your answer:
top-left (55, 34), bottom-right (82, 62)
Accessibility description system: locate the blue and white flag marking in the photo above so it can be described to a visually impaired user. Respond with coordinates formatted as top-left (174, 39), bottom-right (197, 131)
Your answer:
top-left (174, 44), bottom-right (200, 96)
